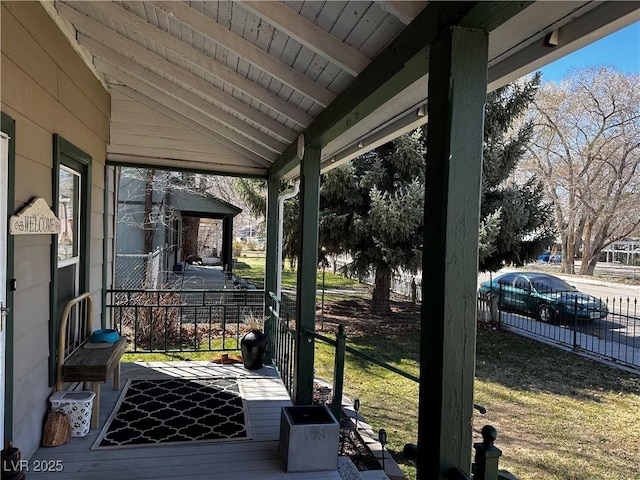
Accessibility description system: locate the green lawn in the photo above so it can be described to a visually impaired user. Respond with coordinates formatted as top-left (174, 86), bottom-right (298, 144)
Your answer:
top-left (314, 325), bottom-right (640, 480)
top-left (233, 254), bottom-right (362, 290)
top-left (123, 257), bottom-right (640, 479)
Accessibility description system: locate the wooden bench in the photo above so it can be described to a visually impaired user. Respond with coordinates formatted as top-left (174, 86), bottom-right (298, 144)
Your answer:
top-left (55, 292), bottom-right (127, 430)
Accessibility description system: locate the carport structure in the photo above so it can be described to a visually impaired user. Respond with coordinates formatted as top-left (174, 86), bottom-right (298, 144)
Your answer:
top-left (3, 1), bottom-right (638, 478)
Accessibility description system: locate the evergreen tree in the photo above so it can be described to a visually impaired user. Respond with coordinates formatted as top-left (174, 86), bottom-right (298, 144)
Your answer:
top-left (479, 72), bottom-right (556, 272)
top-left (320, 131), bottom-right (426, 315)
top-left (236, 74), bottom-right (552, 311)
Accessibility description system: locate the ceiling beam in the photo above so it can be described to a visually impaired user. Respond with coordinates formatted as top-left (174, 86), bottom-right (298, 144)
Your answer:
top-left (269, 1), bottom-right (533, 179)
top-left (40, 0), bottom-right (107, 89)
top-left (84, 0), bottom-right (312, 128)
top-left (322, 107), bottom-right (428, 173)
top-left (107, 152), bottom-right (267, 178)
top-left (108, 142), bottom-right (257, 167)
top-left (149, 1), bottom-right (337, 107)
top-left (109, 84), bottom-right (271, 167)
top-left (57, 2), bottom-right (295, 144)
top-left (487, 1), bottom-right (639, 90)
top-left (109, 82), bottom-right (277, 163)
top-left (238, 1), bottom-right (370, 77)
top-left (375, 1), bottom-right (428, 25)
top-left (109, 133), bottom-right (259, 166)
top-left (83, 35), bottom-right (287, 154)
top-left (96, 58), bottom-right (284, 158)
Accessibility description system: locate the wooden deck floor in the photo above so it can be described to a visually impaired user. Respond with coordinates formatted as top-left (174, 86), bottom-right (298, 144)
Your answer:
top-left (28, 361), bottom-right (342, 480)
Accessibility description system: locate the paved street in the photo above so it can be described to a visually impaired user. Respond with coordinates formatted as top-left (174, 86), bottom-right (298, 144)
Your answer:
top-left (477, 262), bottom-right (640, 372)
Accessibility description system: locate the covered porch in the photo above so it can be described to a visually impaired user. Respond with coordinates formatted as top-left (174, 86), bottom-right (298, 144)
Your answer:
top-left (28, 361), bottom-right (343, 480)
top-left (1, 1), bottom-right (638, 479)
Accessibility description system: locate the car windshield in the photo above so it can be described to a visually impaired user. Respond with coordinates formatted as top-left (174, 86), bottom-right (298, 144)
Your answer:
top-left (529, 275), bottom-right (574, 292)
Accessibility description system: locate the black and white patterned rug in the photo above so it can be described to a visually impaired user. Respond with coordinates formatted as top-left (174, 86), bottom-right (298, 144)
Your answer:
top-left (92, 378), bottom-right (250, 449)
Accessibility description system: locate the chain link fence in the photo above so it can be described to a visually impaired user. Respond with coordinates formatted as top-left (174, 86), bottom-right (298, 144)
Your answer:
top-left (115, 248), bottom-right (166, 289)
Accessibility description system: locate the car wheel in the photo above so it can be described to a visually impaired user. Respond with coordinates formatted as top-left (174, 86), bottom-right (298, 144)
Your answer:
top-left (538, 305), bottom-right (554, 323)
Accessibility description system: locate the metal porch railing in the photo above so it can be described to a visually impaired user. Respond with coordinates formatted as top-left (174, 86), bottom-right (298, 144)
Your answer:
top-left (267, 291), bottom-right (297, 398)
top-left (266, 290), bottom-right (505, 480)
top-left (107, 288), bottom-right (264, 353)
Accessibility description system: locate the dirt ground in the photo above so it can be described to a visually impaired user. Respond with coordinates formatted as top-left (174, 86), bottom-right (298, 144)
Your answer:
top-left (317, 293), bottom-right (421, 337)
top-left (311, 381), bottom-right (382, 471)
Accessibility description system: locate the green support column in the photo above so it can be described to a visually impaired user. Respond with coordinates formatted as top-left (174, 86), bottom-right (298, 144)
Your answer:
top-left (294, 146), bottom-right (321, 405)
top-left (264, 177), bottom-right (280, 300)
top-left (222, 216), bottom-right (234, 275)
top-left (263, 177), bottom-right (280, 357)
top-left (418, 26), bottom-right (489, 479)
top-left (330, 324), bottom-right (347, 421)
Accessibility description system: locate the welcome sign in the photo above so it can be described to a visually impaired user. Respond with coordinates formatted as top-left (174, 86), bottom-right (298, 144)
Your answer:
top-left (10, 197), bottom-right (61, 235)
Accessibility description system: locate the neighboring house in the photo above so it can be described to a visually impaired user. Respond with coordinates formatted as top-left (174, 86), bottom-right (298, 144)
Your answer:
top-left (1, 2), bottom-right (636, 476)
top-left (601, 239), bottom-right (640, 265)
top-left (116, 168), bottom-right (241, 287)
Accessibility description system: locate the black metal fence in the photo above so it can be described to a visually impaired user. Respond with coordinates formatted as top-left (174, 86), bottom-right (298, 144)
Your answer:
top-left (477, 282), bottom-right (640, 371)
top-left (107, 288), bottom-right (265, 353)
top-left (266, 292), bottom-right (297, 398)
top-left (266, 290), bottom-right (505, 480)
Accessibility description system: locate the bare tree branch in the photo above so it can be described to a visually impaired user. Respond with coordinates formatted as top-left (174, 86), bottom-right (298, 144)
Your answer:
top-left (524, 67), bottom-right (640, 274)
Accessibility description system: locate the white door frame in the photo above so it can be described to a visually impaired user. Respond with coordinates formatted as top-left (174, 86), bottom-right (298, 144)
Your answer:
top-left (0, 131), bottom-right (10, 447)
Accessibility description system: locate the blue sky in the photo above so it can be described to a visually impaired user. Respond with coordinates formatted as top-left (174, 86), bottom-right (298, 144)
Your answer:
top-left (538, 21), bottom-right (640, 83)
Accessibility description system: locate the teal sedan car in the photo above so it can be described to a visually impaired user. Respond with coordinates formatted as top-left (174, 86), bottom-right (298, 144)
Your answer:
top-left (478, 272), bottom-right (608, 323)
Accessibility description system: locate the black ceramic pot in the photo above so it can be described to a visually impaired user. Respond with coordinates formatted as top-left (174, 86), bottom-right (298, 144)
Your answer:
top-left (240, 329), bottom-right (267, 370)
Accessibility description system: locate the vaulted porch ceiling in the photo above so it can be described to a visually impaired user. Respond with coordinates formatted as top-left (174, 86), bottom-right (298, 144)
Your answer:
top-left (45, 1), bottom-right (638, 179)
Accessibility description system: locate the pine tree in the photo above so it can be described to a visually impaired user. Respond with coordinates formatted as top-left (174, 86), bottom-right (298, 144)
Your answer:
top-left (479, 72), bottom-right (556, 272)
top-left (235, 74), bottom-right (552, 310)
top-left (320, 131), bottom-right (426, 315)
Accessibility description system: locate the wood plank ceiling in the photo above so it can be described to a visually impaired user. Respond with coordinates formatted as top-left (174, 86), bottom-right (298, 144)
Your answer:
top-left (49, 1), bottom-right (639, 179)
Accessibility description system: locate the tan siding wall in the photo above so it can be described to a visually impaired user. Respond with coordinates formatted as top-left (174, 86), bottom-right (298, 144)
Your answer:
top-left (1, 2), bottom-right (111, 459)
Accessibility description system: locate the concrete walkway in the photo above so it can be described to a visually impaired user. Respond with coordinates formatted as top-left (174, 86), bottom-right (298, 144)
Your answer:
top-left (171, 264), bottom-right (230, 290)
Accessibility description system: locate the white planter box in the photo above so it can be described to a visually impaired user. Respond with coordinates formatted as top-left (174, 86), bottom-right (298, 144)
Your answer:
top-left (279, 405), bottom-right (339, 472)
top-left (49, 391), bottom-right (96, 437)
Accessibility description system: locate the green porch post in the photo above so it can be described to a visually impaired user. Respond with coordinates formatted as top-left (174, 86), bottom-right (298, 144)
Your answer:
top-left (222, 215), bottom-right (234, 275)
top-left (418, 26), bottom-right (489, 479)
top-left (264, 177), bottom-right (280, 301)
top-left (263, 177), bottom-right (280, 359)
top-left (294, 146), bottom-right (321, 405)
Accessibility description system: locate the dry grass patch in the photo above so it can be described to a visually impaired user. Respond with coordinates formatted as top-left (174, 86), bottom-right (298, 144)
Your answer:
top-left (475, 325), bottom-right (640, 480)
top-left (315, 314), bottom-right (640, 480)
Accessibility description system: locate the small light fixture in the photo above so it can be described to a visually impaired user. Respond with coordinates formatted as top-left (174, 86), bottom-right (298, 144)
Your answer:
top-left (330, 156), bottom-right (336, 163)
top-left (357, 140), bottom-right (364, 148)
top-left (416, 105), bottom-right (425, 117)
top-left (379, 428), bottom-right (387, 470)
top-left (318, 386), bottom-right (331, 404)
top-left (543, 29), bottom-right (559, 47)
